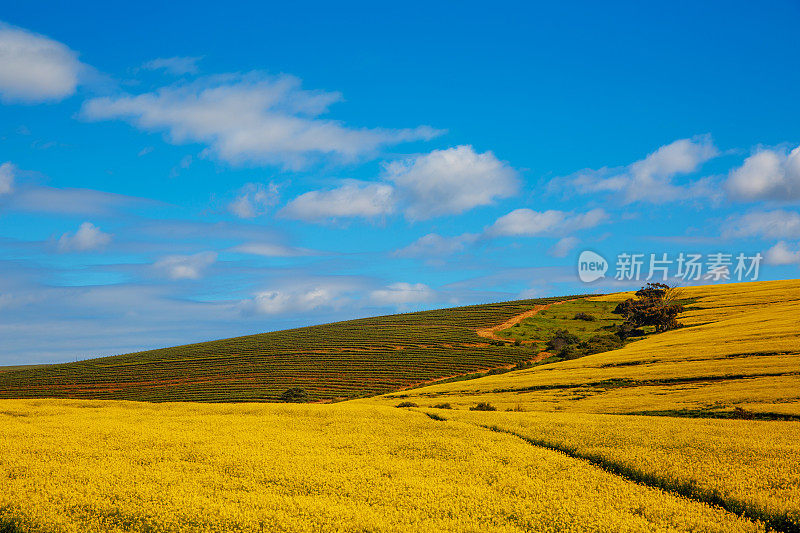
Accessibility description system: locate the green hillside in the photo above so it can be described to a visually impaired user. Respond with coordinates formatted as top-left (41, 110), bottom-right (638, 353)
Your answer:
top-left (0, 295), bottom-right (583, 402)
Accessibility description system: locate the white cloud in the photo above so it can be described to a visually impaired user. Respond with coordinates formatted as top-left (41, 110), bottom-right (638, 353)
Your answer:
top-left (724, 210), bottom-right (800, 240)
top-left (82, 73), bottom-right (442, 168)
top-left (153, 251), bottom-right (217, 280)
top-left (141, 56), bottom-right (201, 76)
top-left (386, 145), bottom-right (518, 220)
top-left (230, 242), bottom-right (314, 257)
top-left (0, 162), bottom-right (15, 194)
top-left (396, 210), bottom-right (603, 260)
top-left (12, 185), bottom-right (156, 216)
top-left (229, 182), bottom-right (280, 219)
top-left (726, 145), bottom-right (800, 201)
top-left (394, 233), bottom-right (479, 258)
top-left (488, 208), bottom-right (607, 237)
top-left (57, 222), bottom-right (112, 252)
top-left (549, 236), bottom-right (580, 257)
top-left (555, 136), bottom-right (718, 203)
top-left (279, 146), bottom-right (517, 223)
top-left (243, 286), bottom-right (344, 315)
top-left (0, 22), bottom-right (85, 103)
top-left (370, 282), bottom-right (434, 306)
top-left (764, 241), bottom-right (800, 266)
top-left (280, 180), bottom-right (395, 221)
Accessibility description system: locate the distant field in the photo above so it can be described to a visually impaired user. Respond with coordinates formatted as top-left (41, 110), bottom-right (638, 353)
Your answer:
top-left (0, 296), bottom-right (582, 402)
top-left (374, 279), bottom-right (800, 418)
top-left (0, 365), bottom-right (42, 373)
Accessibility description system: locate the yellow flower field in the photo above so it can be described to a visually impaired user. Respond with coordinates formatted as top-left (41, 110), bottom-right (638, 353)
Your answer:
top-left (0, 400), bottom-right (768, 533)
top-left (445, 409), bottom-right (800, 531)
top-left (2, 280), bottom-right (799, 532)
top-left (368, 279), bottom-right (800, 417)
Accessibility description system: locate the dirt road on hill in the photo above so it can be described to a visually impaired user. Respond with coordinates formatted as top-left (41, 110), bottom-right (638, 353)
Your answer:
top-left (476, 299), bottom-right (576, 343)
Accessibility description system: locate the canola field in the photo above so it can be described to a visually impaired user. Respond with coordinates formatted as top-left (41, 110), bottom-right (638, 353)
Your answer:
top-left (445, 410), bottom-right (800, 532)
top-left (1, 279), bottom-right (799, 532)
top-left (0, 400), bottom-right (771, 533)
top-left (376, 279), bottom-right (800, 417)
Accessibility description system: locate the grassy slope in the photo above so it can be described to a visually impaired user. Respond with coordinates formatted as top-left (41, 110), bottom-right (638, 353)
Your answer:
top-left (493, 298), bottom-right (622, 347)
top-left (0, 295), bottom-right (582, 403)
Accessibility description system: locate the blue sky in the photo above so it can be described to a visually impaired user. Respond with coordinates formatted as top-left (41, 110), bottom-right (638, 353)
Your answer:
top-left (1, 1), bottom-right (800, 364)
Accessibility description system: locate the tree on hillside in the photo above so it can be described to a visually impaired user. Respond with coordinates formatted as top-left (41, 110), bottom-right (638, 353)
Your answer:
top-left (613, 283), bottom-right (685, 332)
top-left (280, 388), bottom-right (309, 403)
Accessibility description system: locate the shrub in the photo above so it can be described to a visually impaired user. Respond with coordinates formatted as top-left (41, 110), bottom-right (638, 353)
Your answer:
top-left (425, 412), bottom-right (447, 421)
top-left (611, 322), bottom-right (646, 340)
top-left (546, 329), bottom-right (580, 352)
top-left (514, 360), bottom-right (534, 370)
top-left (573, 312), bottom-right (597, 321)
top-left (396, 401), bottom-right (418, 408)
top-left (280, 388), bottom-right (309, 403)
top-left (558, 345), bottom-right (580, 360)
top-left (577, 333), bottom-right (624, 355)
top-left (470, 402), bottom-right (497, 411)
top-left (432, 403), bottom-right (452, 409)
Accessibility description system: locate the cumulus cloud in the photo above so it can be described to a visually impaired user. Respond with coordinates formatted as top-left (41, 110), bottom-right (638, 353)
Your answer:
top-left (242, 286), bottom-right (344, 315)
top-left (280, 180), bottom-right (395, 221)
top-left (394, 233), bottom-right (479, 258)
top-left (370, 282), bottom-right (434, 306)
top-left (228, 182), bottom-right (280, 218)
top-left (0, 22), bottom-right (85, 103)
top-left (724, 210), bottom-right (800, 240)
top-left (279, 146), bottom-right (517, 223)
top-left (726, 145), bottom-right (800, 201)
top-left (82, 73), bottom-right (442, 168)
top-left (549, 236), bottom-right (580, 257)
top-left (230, 242), bottom-right (314, 257)
top-left (0, 162), bottom-right (15, 194)
top-left (57, 222), bottom-right (112, 252)
top-left (554, 135), bottom-right (718, 203)
top-left (386, 145), bottom-right (518, 220)
top-left (764, 241), bottom-right (800, 266)
top-left (153, 251), bottom-right (217, 280)
top-left (141, 56), bottom-right (201, 76)
top-left (488, 208), bottom-right (607, 237)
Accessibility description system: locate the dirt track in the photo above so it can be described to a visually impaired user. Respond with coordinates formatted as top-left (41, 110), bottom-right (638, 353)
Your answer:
top-left (475, 299), bottom-right (576, 343)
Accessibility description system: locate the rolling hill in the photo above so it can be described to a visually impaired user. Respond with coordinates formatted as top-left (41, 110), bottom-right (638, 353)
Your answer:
top-left (369, 279), bottom-right (800, 418)
top-left (0, 295), bottom-right (586, 402)
top-left (1, 279), bottom-right (799, 532)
